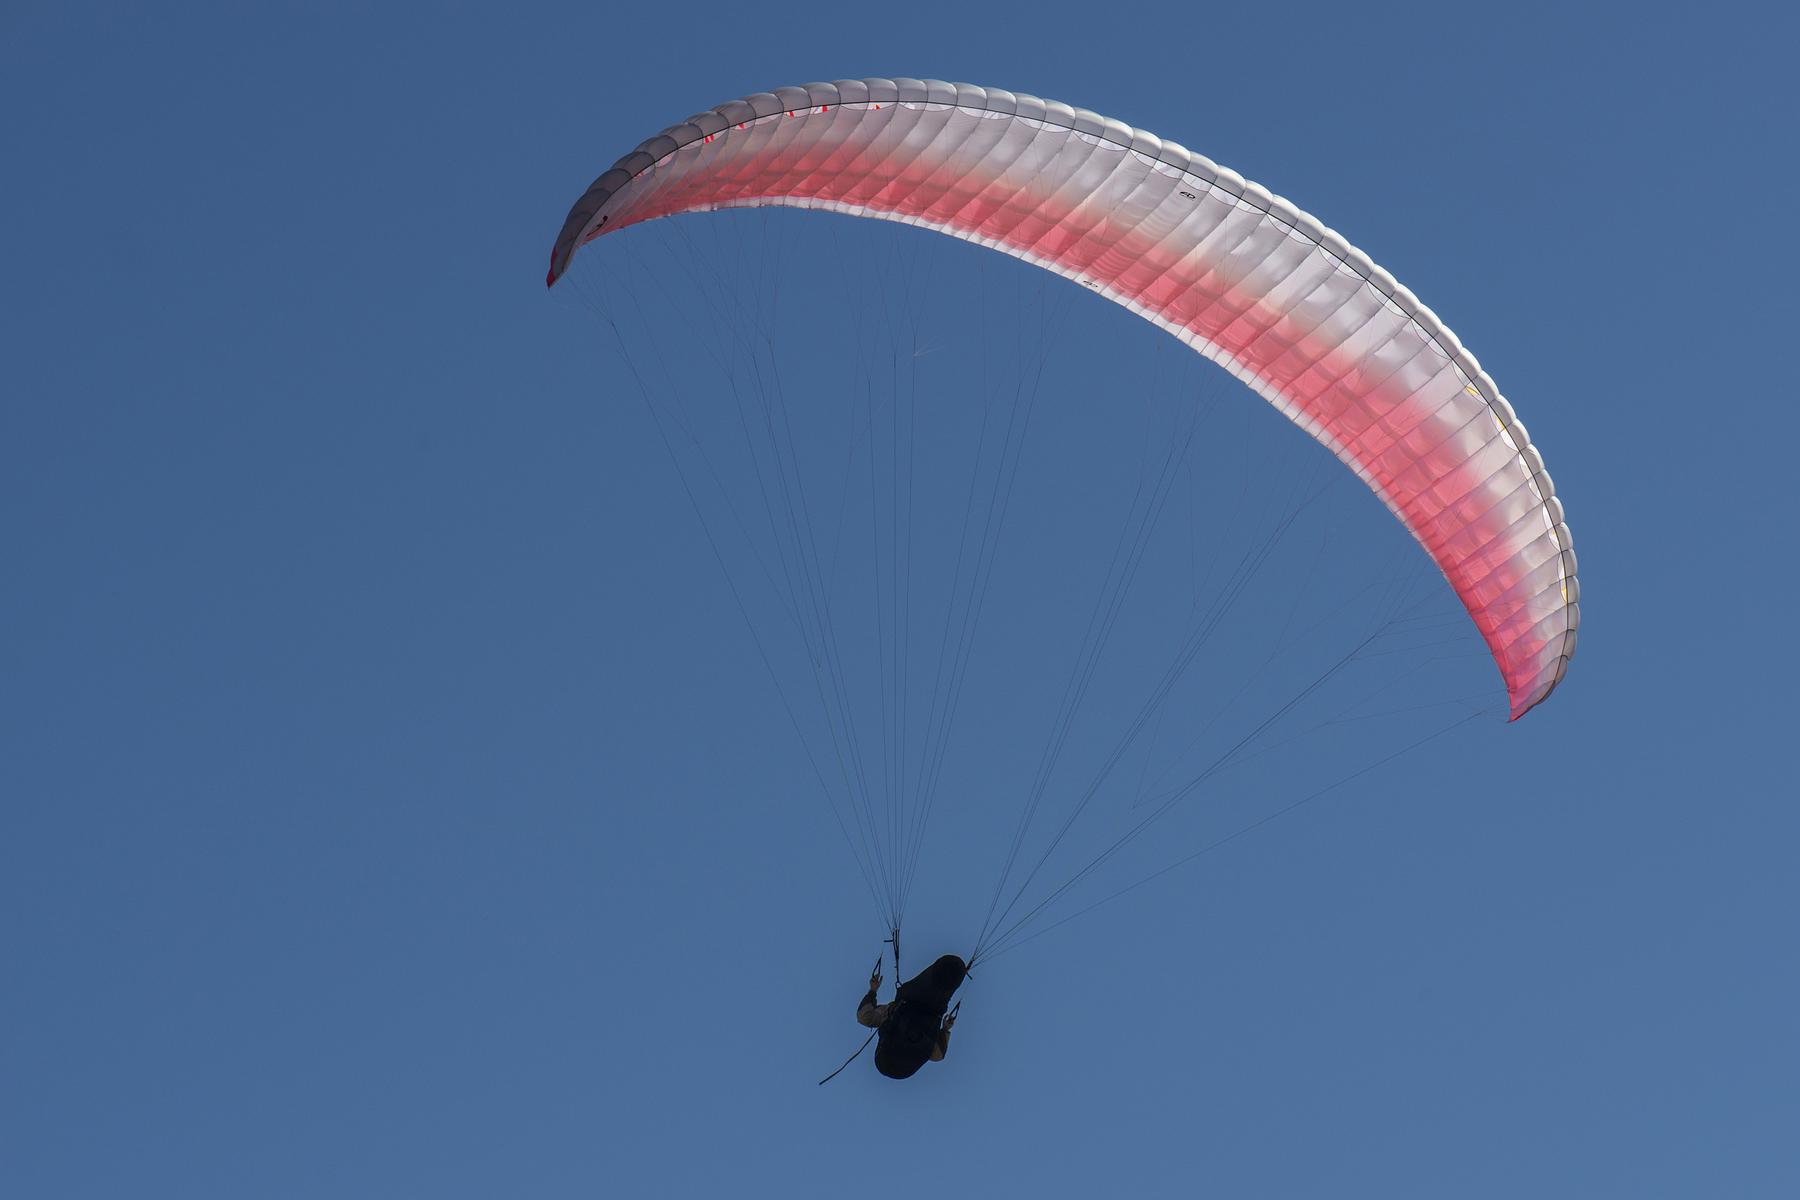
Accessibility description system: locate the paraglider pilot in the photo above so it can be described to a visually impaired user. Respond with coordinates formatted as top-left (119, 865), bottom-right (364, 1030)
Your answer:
top-left (858, 954), bottom-right (967, 1079)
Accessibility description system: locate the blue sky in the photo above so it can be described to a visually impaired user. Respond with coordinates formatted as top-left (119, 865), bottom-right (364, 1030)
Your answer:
top-left (4, 2), bottom-right (1796, 1196)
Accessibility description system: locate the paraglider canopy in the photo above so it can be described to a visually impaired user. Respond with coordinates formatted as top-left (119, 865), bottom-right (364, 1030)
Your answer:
top-left (548, 77), bottom-right (1578, 719)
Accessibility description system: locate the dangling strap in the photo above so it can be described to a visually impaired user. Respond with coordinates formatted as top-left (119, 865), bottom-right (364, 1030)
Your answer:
top-left (817, 1030), bottom-right (877, 1086)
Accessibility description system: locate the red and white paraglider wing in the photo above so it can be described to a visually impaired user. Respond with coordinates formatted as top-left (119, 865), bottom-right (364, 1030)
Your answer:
top-left (549, 79), bottom-right (1579, 718)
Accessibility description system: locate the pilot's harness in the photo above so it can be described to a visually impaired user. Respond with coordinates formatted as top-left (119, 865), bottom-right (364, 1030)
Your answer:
top-left (818, 930), bottom-right (962, 1085)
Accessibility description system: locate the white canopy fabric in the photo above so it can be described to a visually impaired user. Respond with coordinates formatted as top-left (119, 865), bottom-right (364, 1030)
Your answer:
top-left (550, 79), bottom-right (1578, 718)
